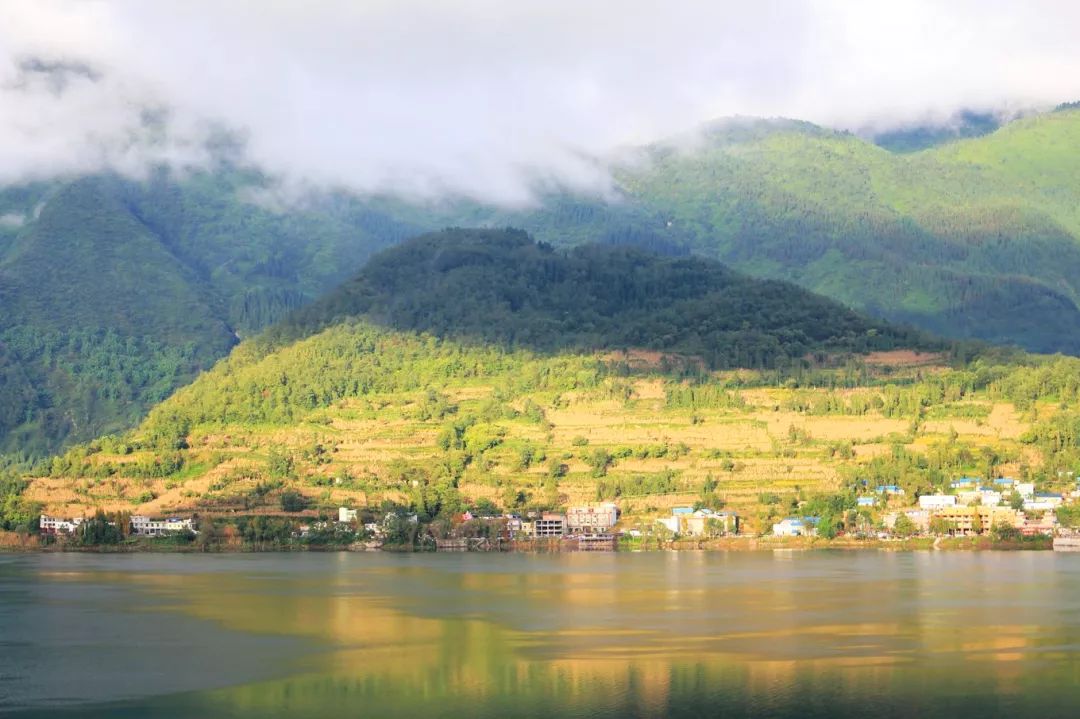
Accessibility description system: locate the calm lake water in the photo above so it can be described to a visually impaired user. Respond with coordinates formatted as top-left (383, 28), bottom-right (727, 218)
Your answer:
top-left (2, 551), bottom-right (1080, 718)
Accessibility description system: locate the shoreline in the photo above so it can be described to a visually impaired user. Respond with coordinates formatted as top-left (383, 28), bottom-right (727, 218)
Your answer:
top-left (0, 532), bottom-right (1054, 554)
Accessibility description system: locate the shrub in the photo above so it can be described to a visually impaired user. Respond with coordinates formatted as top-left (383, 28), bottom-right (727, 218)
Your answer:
top-left (280, 490), bottom-right (308, 512)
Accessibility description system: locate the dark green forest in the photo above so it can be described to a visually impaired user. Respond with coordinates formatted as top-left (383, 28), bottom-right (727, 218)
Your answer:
top-left (270, 228), bottom-right (935, 368)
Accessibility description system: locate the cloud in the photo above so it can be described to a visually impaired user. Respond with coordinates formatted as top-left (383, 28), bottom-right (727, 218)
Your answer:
top-left (0, 212), bottom-right (25, 228)
top-left (1, 0), bottom-right (1079, 205)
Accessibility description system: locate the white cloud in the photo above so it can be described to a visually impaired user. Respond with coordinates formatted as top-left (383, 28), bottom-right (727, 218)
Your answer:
top-left (0, 212), bottom-right (25, 228)
top-left (0, 0), bottom-right (1078, 204)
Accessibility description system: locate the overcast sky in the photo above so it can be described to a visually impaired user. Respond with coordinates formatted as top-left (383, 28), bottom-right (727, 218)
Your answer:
top-left (2, 0), bottom-right (1079, 205)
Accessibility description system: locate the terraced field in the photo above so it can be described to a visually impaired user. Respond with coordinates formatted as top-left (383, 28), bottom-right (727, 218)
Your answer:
top-left (25, 367), bottom-right (1053, 535)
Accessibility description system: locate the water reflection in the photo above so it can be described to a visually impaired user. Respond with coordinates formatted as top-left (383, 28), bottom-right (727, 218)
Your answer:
top-left (4, 552), bottom-right (1080, 718)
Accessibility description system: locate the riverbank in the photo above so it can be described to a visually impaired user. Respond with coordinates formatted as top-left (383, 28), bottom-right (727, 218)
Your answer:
top-left (0, 531), bottom-right (1054, 553)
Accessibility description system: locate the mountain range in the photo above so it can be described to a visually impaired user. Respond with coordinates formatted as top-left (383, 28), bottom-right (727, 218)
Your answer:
top-left (4, 106), bottom-right (1080, 459)
top-left (18, 229), bottom-right (1075, 533)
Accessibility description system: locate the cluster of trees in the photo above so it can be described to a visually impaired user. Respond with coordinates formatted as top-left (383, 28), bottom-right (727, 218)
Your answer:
top-left (273, 228), bottom-right (934, 371)
top-left (0, 327), bottom-right (205, 460)
top-left (0, 472), bottom-right (33, 531)
top-left (665, 384), bottom-right (746, 410)
top-left (75, 510), bottom-right (129, 546)
top-left (138, 321), bottom-right (603, 436)
top-left (595, 471), bottom-right (679, 501)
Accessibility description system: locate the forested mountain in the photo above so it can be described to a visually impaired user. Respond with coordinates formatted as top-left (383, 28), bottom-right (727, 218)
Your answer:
top-left (5, 106), bottom-right (1080, 460)
top-left (0, 171), bottom-right (421, 460)
top-left (268, 228), bottom-right (932, 368)
top-left (408, 109), bottom-right (1080, 355)
top-left (15, 228), bottom-right (1079, 538)
top-left (3, 229), bottom-right (942, 528)
top-left (127, 227), bottom-right (937, 457)
top-left (605, 109), bottom-right (1080, 353)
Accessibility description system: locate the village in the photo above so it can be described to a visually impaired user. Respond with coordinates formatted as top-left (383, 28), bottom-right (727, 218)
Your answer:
top-left (30, 473), bottom-right (1080, 551)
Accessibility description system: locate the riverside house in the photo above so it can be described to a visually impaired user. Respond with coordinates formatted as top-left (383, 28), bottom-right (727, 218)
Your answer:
top-left (532, 513), bottom-right (567, 537)
top-left (928, 506), bottom-right (1022, 536)
top-left (772, 517), bottom-right (816, 537)
top-left (657, 507), bottom-right (739, 537)
top-left (884, 509), bottom-right (931, 533)
top-left (566, 503), bottom-right (619, 534)
top-left (38, 515), bottom-right (84, 535)
top-left (131, 516), bottom-right (196, 537)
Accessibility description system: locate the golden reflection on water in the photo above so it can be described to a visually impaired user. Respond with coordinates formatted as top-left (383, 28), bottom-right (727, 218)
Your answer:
top-left (31, 552), bottom-right (1080, 717)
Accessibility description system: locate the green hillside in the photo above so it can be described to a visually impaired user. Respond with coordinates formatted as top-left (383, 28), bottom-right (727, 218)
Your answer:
top-left (13, 233), bottom-right (1080, 543)
top-left (0, 172), bottom-right (421, 460)
top-left (610, 110), bottom-right (1080, 353)
top-left (128, 227), bottom-right (937, 438)
top-left (403, 110), bottom-right (1080, 354)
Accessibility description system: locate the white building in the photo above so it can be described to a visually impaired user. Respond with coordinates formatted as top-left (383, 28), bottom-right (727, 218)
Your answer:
top-left (958, 489), bottom-right (1002, 507)
top-left (1024, 494), bottom-right (1064, 512)
top-left (338, 507), bottom-right (358, 523)
top-left (39, 515), bottom-right (84, 535)
top-left (919, 494), bottom-right (957, 510)
top-left (131, 515), bottom-right (195, 536)
top-left (682, 509), bottom-right (739, 536)
top-left (884, 509), bottom-right (930, 534)
top-left (772, 517), bottom-right (815, 537)
top-left (655, 516), bottom-right (680, 534)
top-left (1016, 482), bottom-right (1036, 500)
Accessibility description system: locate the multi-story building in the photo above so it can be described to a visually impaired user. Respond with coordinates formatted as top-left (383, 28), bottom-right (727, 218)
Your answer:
top-left (39, 515), bottom-right (84, 535)
top-left (338, 507), bottom-right (358, 523)
top-left (1022, 513), bottom-right (1058, 536)
top-left (131, 515), bottom-right (196, 536)
top-left (958, 489), bottom-right (1002, 507)
top-left (566, 503), bottom-right (618, 534)
top-left (1024, 493), bottom-right (1064, 512)
top-left (532, 513), bottom-right (567, 537)
top-left (884, 509), bottom-right (930, 534)
top-left (930, 506), bottom-right (1022, 536)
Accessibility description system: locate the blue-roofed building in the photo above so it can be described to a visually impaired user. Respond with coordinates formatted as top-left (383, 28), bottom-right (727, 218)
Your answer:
top-left (671, 507), bottom-right (694, 516)
top-left (772, 516), bottom-right (818, 537)
top-left (875, 485), bottom-right (905, 496)
top-left (1024, 492), bottom-right (1064, 512)
top-left (857, 497), bottom-right (875, 507)
top-left (772, 517), bottom-right (803, 537)
top-left (951, 477), bottom-right (978, 489)
top-left (993, 478), bottom-right (1016, 487)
